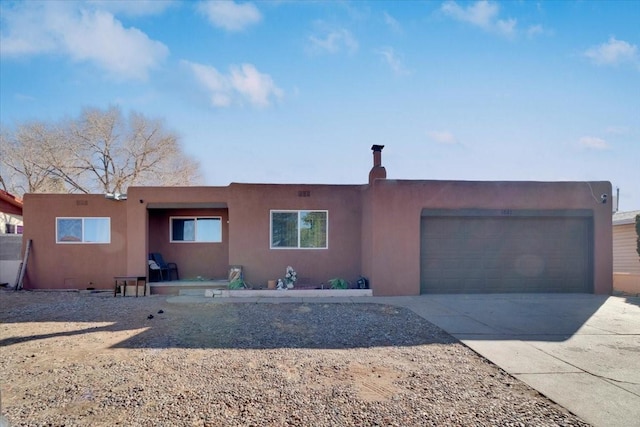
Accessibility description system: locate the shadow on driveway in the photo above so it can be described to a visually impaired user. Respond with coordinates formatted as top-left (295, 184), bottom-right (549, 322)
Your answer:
top-left (405, 293), bottom-right (613, 340)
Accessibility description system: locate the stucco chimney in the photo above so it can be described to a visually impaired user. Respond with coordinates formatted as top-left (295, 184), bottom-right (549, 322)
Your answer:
top-left (368, 145), bottom-right (387, 184)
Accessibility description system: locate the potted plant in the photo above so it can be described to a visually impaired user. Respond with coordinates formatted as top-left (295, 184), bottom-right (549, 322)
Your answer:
top-left (284, 266), bottom-right (297, 289)
top-left (274, 266), bottom-right (298, 290)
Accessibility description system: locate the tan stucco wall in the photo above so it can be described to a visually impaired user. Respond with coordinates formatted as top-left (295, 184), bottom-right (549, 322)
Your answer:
top-left (125, 187), bottom-right (230, 280)
top-left (226, 183), bottom-right (363, 287)
top-left (127, 184), bottom-right (363, 288)
top-left (22, 194), bottom-right (128, 290)
top-left (148, 208), bottom-right (229, 280)
top-left (366, 180), bottom-right (612, 295)
top-left (360, 185), bottom-right (374, 289)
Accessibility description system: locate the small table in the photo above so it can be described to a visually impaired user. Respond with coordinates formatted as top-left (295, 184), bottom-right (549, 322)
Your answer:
top-left (114, 276), bottom-right (147, 297)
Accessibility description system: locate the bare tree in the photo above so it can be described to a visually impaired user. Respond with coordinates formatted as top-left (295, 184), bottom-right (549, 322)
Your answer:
top-left (0, 106), bottom-right (202, 196)
top-left (0, 121), bottom-right (68, 194)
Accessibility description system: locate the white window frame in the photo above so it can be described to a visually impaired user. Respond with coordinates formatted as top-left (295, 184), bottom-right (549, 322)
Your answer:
top-left (5, 223), bottom-right (23, 235)
top-left (170, 216), bottom-right (222, 243)
top-left (56, 217), bottom-right (111, 244)
top-left (270, 210), bottom-right (329, 250)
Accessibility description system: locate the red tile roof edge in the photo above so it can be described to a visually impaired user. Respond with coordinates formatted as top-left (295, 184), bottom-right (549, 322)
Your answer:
top-left (0, 189), bottom-right (24, 209)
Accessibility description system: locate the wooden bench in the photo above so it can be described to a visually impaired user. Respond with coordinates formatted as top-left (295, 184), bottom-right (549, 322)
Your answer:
top-left (113, 276), bottom-right (147, 297)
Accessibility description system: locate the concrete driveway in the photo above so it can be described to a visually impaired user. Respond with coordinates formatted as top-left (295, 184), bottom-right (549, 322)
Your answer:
top-left (398, 294), bottom-right (640, 427)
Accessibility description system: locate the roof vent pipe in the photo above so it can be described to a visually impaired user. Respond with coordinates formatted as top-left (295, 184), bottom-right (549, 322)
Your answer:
top-left (369, 145), bottom-right (387, 184)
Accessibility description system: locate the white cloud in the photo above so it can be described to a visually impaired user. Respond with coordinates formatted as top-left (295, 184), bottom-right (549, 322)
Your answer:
top-left (197, 1), bottom-right (261, 32)
top-left (440, 1), bottom-right (516, 38)
top-left (308, 27), bottom-right (358, 55)
top-left (182, 60), bottom-right (232, 107)
top-left (374, 47), bottom-right (410, 76)
top-left (606, 126), bottom-right (630, 135)
top-left (526, 24), bottom-right (550, 38)
top-left (64, 10), bottom-right (168, 80)
top-left (14, 93), bottom-right (36, 102)
top-left (183, 60), bottom-right (283, 108)
top-left (88, 0), bottom-right (177, 17)
top-left (579, 136), bottom-right (609, 150)
top-left (0, 2), bottom-right (168, 81)
top-left (427, 130), bottom-right (458, 145)
top-left (383, 11), bottom-right (402, 34)
top-left (0, 2), bottom-right (61, 56)
top-left (527, 25), bottom-right (543, 38)
top-left (495, 18), bottom-right (516, 36)
top-left (441, 0), bottom-right (497, 28)
top-left (230, 64), bottom-right (283, 107)
top-left (584, 37), bottom-right (639, 68)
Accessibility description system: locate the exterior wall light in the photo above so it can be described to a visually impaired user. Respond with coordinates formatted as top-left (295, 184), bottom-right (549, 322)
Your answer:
top-left (105, 192), bottom-right (127, 201)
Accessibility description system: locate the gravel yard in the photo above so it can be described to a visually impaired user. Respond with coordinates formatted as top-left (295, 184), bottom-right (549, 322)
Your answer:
top-left (0, 291), bottom-right (588, 426)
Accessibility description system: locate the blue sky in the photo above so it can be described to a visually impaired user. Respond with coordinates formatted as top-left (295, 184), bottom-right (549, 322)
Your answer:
top-left (1, 0), bottom-right (638, 210)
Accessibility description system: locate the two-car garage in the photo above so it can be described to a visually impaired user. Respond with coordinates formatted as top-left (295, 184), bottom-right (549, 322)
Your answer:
top-left (420, 209), bottom-right (593, 294)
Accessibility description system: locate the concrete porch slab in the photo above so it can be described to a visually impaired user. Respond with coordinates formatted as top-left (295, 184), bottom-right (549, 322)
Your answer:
top-left (223, 289), bottom-right (373, 298)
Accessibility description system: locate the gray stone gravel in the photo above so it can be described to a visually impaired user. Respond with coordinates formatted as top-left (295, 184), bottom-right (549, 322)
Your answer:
top-left (0, 291), bottom-right (588, 426)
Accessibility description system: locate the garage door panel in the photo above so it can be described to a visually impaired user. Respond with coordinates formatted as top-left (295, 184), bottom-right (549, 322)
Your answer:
top-left (420, 213), bottom-right (592, 294)
top-left (427, 221), bottom-right (464, 238)
top-left (483, 268), bottom-right (504, 280)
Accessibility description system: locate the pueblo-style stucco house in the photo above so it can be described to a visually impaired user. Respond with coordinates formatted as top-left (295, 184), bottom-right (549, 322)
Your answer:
top-left (0, 189), bottom-right (23, 235)
top-left (21, 146), bottom-right (613, 295)
top-left (0, 190), bottom-right (24, 286)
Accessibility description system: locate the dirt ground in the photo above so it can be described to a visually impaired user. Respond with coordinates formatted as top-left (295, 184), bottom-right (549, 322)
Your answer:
top-left (0, 291), bottom-right (588, 426)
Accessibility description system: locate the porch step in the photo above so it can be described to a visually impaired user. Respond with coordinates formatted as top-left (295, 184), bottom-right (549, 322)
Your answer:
top-left (221, 289), bottom-right (373, 298)
top-left (150, 280), bottom-right (229, 296)
top-left (149, 281), bottom-right (374, 298)
top-left (179, 288), bottom-right (224, 297)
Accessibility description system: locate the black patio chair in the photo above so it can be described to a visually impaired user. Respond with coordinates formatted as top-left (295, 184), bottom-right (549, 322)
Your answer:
top-left (149, 253), bottom-right (179, 281)
top-left (148, 259), bottom-right (163, 282)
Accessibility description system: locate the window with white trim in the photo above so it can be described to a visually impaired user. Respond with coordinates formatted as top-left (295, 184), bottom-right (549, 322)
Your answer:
top-left (170, 216), bottom-right (222, 242)
top-left (270, 210), bottom-right (328, 249)
top-left (56, 217), bottom-right (110, 243)
top-left (5, 224), bottom-right (23, 234)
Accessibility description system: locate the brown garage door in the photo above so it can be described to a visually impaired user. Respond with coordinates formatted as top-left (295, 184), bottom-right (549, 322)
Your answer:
top-left (420, 210), bottom-right (593, 294)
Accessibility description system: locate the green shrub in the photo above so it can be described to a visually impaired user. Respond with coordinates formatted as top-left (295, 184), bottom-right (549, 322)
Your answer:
top-left (229, 278), bottom-right (245, 289)
top-left (328, 278), bottom-right (349, 289)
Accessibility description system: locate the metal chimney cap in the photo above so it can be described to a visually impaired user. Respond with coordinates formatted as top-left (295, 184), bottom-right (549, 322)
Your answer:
top-left (371, 145), bottom-right (385, 152)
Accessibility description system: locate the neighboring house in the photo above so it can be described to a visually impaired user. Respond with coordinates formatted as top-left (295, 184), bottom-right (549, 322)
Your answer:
top-left (612, 210), bottom-right (640, 295)
top-left (21, 147), bottom-right (613, 295)
top-left (0, 189), bottom-right (23, 235)
top-left (0, 190), bottom-right (24, 286)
